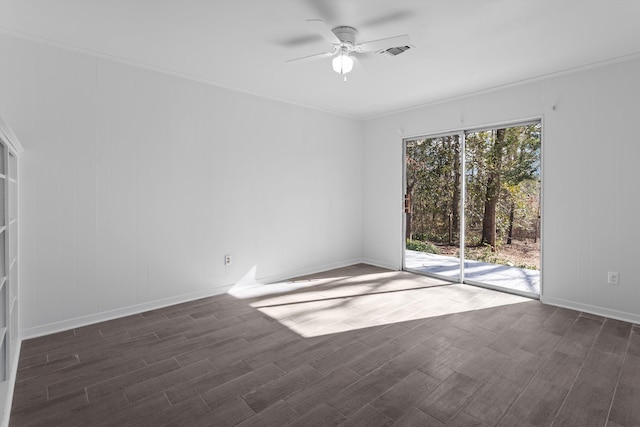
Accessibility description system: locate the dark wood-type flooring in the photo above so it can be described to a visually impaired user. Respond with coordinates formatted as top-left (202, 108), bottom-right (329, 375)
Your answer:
top-left (10, 264), bottom-right (640, 426)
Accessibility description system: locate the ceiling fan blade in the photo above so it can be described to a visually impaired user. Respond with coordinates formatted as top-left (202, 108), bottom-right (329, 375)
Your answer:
top-left (286, 50), bottom-right (336, 63)
top-left (305, 0), bottom-right (338, 22)
top-left (306, 19), bottom-right (341, 45)
top-left (361, 11), bottom-right (412, 28)
top-left (276, 33), bottom-right (323, 48)
top-left (356, 35), bottom-right (411, 53)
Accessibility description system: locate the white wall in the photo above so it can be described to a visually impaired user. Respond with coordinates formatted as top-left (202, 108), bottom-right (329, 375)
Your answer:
top-left (3, 30), bottom-right (640, 336)
top-left (0, 34), bottom-right (363, 337)
top-left (362, 56), bottom-right (640, 324)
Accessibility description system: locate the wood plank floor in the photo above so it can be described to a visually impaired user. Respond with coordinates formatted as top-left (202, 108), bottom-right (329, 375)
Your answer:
top-left (10, 264), bottom-right (640, 426)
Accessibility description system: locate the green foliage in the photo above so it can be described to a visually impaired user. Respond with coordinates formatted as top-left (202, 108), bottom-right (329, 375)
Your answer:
top-left (471, 244), bottom-right (508, 265)
top-left (405, 124), bottom-right (541, 270)
top-left (462, 244), bottom-right (539, 271)
top-left (406, 135), bottom-right (461, 245)
top-left (406, 123), bottom-right (541, 259)
top-left (517, 263), bottom-right (539, 270)
top-left (406, 239), bottom-right (440, 254)
top-left (411, 233), bottom-right (452, 244)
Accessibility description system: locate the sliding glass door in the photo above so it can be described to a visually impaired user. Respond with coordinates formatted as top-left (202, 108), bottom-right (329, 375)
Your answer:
top-left (404, 121), bottom-right (541, 297)
top-left (404, 134), bottom-right (462, 283)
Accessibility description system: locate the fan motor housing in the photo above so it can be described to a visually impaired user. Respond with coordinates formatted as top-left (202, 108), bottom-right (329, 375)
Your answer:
top-left (332, 26), bottom-right (357, 46)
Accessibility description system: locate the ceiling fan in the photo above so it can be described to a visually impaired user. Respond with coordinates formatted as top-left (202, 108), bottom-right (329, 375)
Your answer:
top-left (287, 19), bottom-right (412, 78)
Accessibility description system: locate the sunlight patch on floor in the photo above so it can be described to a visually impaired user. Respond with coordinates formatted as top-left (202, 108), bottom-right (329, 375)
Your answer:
top-left (230, 267), bottom-right (449, 306)
top-left (229, 265), bottom-right (530, 338)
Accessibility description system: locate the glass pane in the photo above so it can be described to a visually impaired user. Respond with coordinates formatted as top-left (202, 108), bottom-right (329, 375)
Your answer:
top-left (404, 135), bottom-right (461, 282)
top-left (464, 124), bottom-right (541, 295)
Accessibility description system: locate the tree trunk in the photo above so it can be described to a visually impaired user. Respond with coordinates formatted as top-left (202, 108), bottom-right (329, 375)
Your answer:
top-left (507, 201), bottom-right (515, 244)
top-left (481, 128), bottom-right (506, 251)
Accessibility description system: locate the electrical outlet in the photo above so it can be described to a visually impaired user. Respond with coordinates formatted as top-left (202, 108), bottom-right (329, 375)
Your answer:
top-left (607, 271), bottom-right (619, 286)
top-left (224, 255), bottom-right (231, 265)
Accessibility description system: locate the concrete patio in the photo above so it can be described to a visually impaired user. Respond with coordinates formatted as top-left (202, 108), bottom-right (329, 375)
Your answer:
top-left (404, 250), bottom-right (540, 297)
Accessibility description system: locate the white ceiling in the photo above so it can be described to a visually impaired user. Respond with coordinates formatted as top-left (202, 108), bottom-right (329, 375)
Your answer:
top-left (1, 0), bottom-right (640, 119)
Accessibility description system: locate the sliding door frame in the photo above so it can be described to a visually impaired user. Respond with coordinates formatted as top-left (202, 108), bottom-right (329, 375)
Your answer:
top-left (402, 117), bottom-right (544, 299)
top-left (402, 130), bottom-right (465, 283)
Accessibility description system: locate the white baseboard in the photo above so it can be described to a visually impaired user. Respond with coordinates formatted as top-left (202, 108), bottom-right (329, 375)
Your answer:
top-left (13, 262), bottom-right (640, 427)
top-left (20, 285), bottom-right (233, 340)
top-left (359, 257), bottom-right (401, 271)
top-left (542, 296), bottom-right (640, 325)
top-left (19, 258), bottom-right (371, 340)
top-left (256, 258), bottom-right (367, 284)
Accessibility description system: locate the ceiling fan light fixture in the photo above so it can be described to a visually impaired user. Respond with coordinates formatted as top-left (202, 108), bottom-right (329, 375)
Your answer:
top-left (332, 52), bottom-right (353, 74)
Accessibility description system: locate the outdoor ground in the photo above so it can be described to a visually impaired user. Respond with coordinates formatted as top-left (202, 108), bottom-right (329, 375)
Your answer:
top-left (434, 239), bottom-right (540, 270)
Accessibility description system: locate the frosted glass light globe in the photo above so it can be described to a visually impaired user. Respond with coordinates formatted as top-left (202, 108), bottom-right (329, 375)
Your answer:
top-left (332, 53), bottom-right (354, 74)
